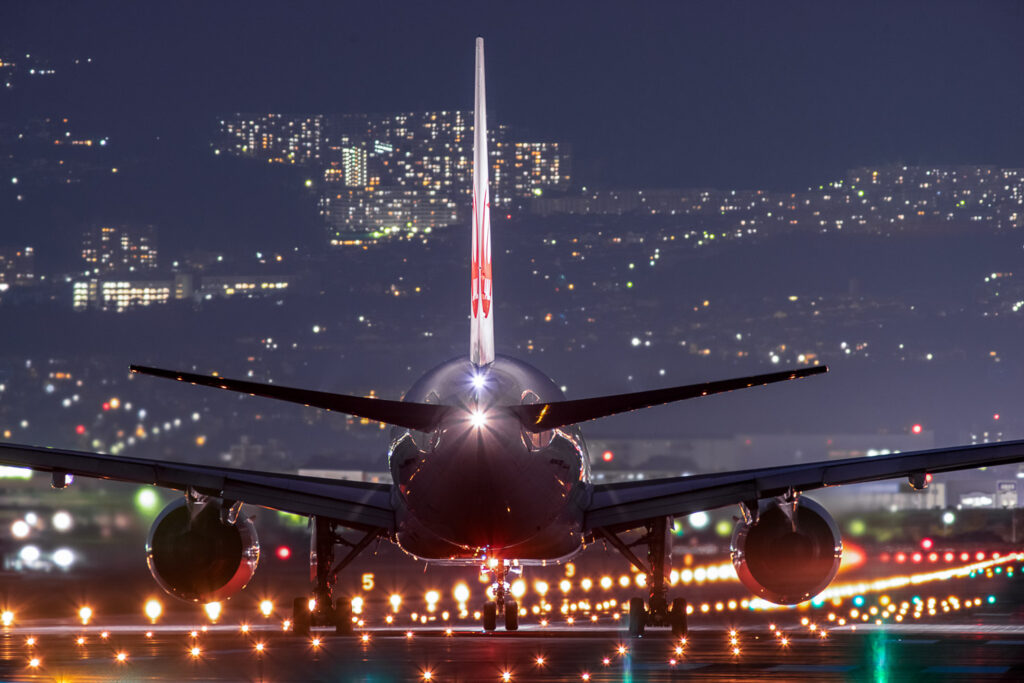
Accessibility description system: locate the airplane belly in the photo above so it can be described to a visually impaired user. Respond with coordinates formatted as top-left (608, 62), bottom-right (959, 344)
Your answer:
top-left (388, 354), bottom-right (591, 561)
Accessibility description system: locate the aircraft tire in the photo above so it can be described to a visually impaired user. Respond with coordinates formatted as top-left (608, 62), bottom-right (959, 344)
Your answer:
top-left (628, 597), bottom-right (646, 637)
top-left (504, 600), bottom-right (519, 631)
top-left (293, 597), bottom-right (311, 636)
top-left (483, 601), bottom-right (498, 631)
top-left (670, 597), bottom-right (688, 638)
top-left (334, 599), bottom-right (354, 635)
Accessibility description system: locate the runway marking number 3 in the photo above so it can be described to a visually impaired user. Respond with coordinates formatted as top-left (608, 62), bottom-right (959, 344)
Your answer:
top-left (361, 573), bottom-right (375, 591)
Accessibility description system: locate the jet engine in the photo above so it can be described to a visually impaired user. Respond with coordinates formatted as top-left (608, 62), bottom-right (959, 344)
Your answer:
top-left (730, 496), bottom-right (841, 605)
top-left (146, 498), bottom-right (260, 602)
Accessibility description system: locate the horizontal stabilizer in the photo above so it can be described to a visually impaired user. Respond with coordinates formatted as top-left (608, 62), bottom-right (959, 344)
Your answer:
top-left (512, 366), bottom-right (828, 433)
top-left (129, 365), bottom-right (449, 432)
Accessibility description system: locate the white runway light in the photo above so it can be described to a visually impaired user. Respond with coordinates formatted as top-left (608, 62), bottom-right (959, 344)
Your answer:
top-left (52, 548), bottom-right (74, 569)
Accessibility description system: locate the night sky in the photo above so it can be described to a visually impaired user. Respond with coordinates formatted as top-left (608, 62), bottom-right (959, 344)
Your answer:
top-left (3, 1), bottom-right (1022, 190)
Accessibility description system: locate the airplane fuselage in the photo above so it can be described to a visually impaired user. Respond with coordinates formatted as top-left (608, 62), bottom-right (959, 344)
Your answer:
top-left (389, 356), bottom-right (591, 564)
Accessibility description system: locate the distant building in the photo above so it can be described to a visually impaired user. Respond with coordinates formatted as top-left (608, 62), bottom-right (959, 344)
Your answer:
top-left (216, 114), bottom-right (325, 165)
top-left (0, 246), bottom-right (35, 287)
top-left (217, 111), bottom-right (571, 242)
top-left (81, 225), bottom-right (158, 274)
top-left (72, 278), bottom-right (178, 312)
top-left (196, 275), bottom-right (291, 300)
top-left (320, 187), bottom-right (458, 243)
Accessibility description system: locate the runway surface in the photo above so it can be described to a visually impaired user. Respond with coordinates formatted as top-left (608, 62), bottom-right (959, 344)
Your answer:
top-left (3, 620), bottom-right (1024, 682)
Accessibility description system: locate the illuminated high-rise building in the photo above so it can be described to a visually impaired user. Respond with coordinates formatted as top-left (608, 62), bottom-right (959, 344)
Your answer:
top-left (217, 114), bottom-right (325, 165)
top-left (81, 225), bottom-right (158, 274)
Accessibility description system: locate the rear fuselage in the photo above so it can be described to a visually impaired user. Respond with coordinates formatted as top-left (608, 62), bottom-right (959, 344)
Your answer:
top-left (389, 356), bottom-right (591, 564)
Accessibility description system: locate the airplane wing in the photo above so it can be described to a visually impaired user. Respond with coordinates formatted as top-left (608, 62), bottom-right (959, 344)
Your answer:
top-left (584, 438), bottom-right (1024, 531)
top-left (0, 442), bottom-right (394, 533)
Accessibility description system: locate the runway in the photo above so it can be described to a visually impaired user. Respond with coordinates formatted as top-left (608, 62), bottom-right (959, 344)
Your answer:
top-left (3, 620), bottom-right (1024, 682)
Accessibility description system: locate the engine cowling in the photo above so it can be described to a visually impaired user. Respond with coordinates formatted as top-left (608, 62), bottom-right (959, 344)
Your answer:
top-left (730, 496), bottom-right (841, 605)
top-left (146, 498), bottom-right (260, 603)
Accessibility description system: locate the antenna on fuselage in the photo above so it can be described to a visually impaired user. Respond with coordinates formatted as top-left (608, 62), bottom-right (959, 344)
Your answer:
top-left (470, 36), bottom-right (495, 367)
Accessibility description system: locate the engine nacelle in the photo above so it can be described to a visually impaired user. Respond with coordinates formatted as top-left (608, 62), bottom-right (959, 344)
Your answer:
top-left (730, 496), bottom-right (841, 605)
top-left (146, 498), bottom-right (260, 603)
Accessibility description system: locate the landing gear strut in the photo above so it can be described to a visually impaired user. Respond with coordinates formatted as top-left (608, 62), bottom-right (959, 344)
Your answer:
top-left (597, 517), bottom-right (688, 638)
top-left (292, 516), bottom-right (382, 636)
top-left (480, 559), bottom-right (519, 632)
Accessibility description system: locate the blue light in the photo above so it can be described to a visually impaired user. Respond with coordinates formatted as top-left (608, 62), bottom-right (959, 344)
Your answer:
top-left (853, 595), bottom-right (865, 607)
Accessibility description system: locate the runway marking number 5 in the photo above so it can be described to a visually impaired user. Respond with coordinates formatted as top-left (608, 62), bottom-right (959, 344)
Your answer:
top-left (361, 573), bottom-right (375, 591)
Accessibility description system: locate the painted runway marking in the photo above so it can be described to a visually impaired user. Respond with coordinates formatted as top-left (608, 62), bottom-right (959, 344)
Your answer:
top-left (924, 666), bottom-right (1011, 674)
top-left (766, 664), bottom-right (858, 673)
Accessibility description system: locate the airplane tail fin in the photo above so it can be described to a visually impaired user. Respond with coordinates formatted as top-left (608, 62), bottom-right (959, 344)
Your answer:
top-left (470, 36), bottom-right (495, 366)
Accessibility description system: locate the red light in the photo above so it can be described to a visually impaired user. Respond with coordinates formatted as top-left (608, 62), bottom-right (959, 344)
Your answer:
top-left (976, 551), bottom-right (985, 561)
top-left (602, 450), bottom-right (614, 462)
top-left (960, 552), bottom-right (969, 562)
top-left (102, 402), bottom-right (110, 411)
top-left (928, 553), bottom-right (938, 562)
top-left (879, 552), bottom-right (890, 563)
top-left (943, 552), bottom-right (953, 562)
top-left (911, 553), bottom-right (922, 563)
top-left (895, 553), bottom-right (906, 563)
top-left (75, 425), bottom-right (86, 435)
top-left (993, 413), bottom-right (1000, 421)
top-left (276, 546), bottom-right (291, 560)
top-left (921, 538), bottom-right (933, 550)
top-left (911, 424), bottom-right (922, 434)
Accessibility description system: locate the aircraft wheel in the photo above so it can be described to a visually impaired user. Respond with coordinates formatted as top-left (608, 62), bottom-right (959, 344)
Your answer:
top-left (628, 597), bottom-right (646, 637)
top-left (292, 597), bottom-right (311, 636)
top-left (504, 600), bottom-right (519, 631)
top-left (670, 597), bottom-right (688, 638)
top-left (483, 601), bottom-right (497, 631)
top-left (334, 599), bottom-right (354, 635)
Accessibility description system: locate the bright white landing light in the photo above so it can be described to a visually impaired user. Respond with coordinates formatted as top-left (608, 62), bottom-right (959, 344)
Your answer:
top-left (472, 373), bottom-right (487, 389)
top-left (688, 511), bottom-right (710, 529)
top-left (52, 548), bottom-right (74, 568)
top-left (470, 410), bottom-right (487, 429)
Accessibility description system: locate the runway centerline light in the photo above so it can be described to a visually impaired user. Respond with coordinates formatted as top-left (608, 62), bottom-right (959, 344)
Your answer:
top-left (190, 646), bottom-right (201, 658)
top-left (259, 600), bottom-right (274, 617)
top-left (144, 599), bottom-right (162, 621)
top-left (78, 606), bottom-right (92, 624)
top-left (204, 601), bottom-right (222, 622)
top-left (11, 519), bottom-right (30, 539)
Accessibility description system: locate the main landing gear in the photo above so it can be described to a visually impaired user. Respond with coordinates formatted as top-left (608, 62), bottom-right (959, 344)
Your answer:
top-left (480, 559), bottom-right (519, 632)
top-left (292, 516), bottom-right (382, 637)
top-left (597, 517), bottom-right (688, 638)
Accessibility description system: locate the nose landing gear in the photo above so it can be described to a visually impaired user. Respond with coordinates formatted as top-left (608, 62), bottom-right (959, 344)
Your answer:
top-left (480, 558), bottom-right (520, 631)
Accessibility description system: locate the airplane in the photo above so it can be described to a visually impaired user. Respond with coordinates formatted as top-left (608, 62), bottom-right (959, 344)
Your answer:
top-left (3, 37), bottom-right (1024, 638)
